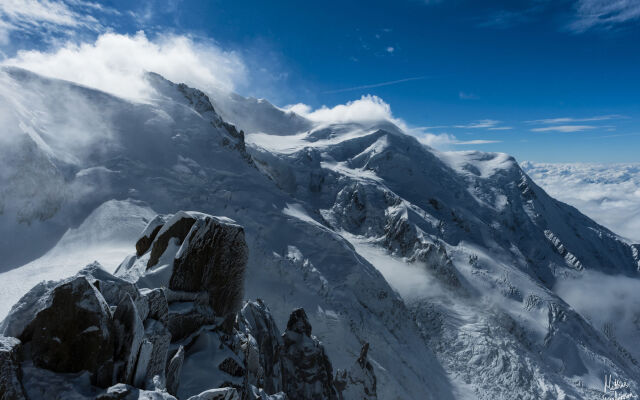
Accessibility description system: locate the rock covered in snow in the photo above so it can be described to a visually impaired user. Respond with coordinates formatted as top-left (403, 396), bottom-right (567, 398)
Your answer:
top-left (0, 210), bottom-right (366, 400)
top-left (5, 276), bottom-right (114, 386)
top-left (281, 309), bottom-right (338, 400)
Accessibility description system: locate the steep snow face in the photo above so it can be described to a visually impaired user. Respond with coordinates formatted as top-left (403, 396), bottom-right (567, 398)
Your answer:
top-left (0, 68), bottom-right (453, 399)
top-left (1, 67), bottom-right (639, 399)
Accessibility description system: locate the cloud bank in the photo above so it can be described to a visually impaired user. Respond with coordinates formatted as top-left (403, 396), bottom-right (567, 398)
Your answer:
top-left (522, 162), bottom-right (640, 242)
top-left (2, 31), bottom-right (247, 100)
top-left (555, 270), bottom-right (640, 361)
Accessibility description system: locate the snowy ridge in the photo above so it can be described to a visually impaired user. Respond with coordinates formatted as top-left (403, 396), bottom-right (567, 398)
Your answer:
top-left (0, 66), bottom-right (639, 399)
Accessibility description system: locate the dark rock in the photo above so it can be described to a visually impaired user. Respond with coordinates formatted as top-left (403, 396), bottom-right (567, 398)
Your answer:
top-left (281, 308), bottom-right (337, 400)
top-left (78, 262), bottom-right (141, 308)
top-left (166, 345), bottom-right (185, 396)
top-left (218, 357), bottom-right (245, 378)
top-left (167, 298), bottom-right (216, 342)
top-left (23, 277), bottom-right (114, 385)
top-left (239, 300), bottom-right (283, 393)
top-left (141, 288), bottom-right (169, 325)
top-left (148, 213), bottom-right (197, 269)
top-left (0, 336), bottom-right (25, 400)
top-left (285, 308), bottom-right (312, 337)
top-left (113, 293), bottom-right (145, 384)
top-left (138, 319), bottom-right (171, 387)
top-left (169, 216), bottom-right (248, 316)
top-left (136, 215), bottom-right (168, 256)
top-left (335, 343), bottom-right (377, 400)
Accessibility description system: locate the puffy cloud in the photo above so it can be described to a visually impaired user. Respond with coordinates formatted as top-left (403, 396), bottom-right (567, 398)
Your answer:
top-left (2, 31), bottom-right (247, 100)
top-left (522, 162), bottom-right (640, 242)
top-left (286, 95), bottom-right (397, 125)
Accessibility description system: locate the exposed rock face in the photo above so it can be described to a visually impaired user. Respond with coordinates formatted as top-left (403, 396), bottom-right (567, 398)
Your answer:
top-left (169, 215), bottom-right (248, 316)
top-left (281, 308), bottom-right (338, 400)
top-left (239, 300), bottom-right (283, 394)
top-left (148, 213), bottom-right (197, 269)
top-left (0, 336), bottom-right (25, 400)
top-left (0, 211), bottom-right (369, 400)
top-left (335, 343), bottom-right (377, 400)
top-left (20, 277), bottom-right (114, 385)
top-left (113, 294), bottom-right (145, 385)
top-left (166, 345), bottom-right (185, 396)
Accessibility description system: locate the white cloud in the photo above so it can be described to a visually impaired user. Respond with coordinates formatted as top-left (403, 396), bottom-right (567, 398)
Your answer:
top-left (459, 91), bottom-right (479, 100)
top-left (522, 162), bottom-right (640, 242)
top-left (286, 95), bottom-right (398, 125)
top-left (555, 270), bottom-right (640, 361)
top-left (530, 125), bottom-right (596, 132)
top-left (529, 115), bottom-right (624, 124)
top-left (2, 31), bottom-right (247, 100)
top-left (416, 132), bottom-right (501, 148)
top-left (455, 119), bottom-right (501, 129)
top-left (386, 46), bottom-right (395, 53)
top-left (0, 0), bottom-right (108, 41)
top-left (569, 0), bottom-right (640, 32)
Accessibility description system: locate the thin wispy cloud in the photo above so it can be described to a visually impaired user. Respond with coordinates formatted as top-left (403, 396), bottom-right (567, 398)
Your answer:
top-left (0, 0), bottom-right (112, 43)
top-left (531, 125), bottom-right (596, 133)
top-left (459, 91), bottom-right (479, 100)
top-left (455, 119), bottom-right (500, 129)
top-left (416, 132), bottom-right (501, 148)
top-left (528, 114), bottom-right (625, 124)
top-left (322, 76), bottom-right (427, 94)
top-left (569, 0), bottom-right (640, 33)
top-left (488, 126), bottom-right (512, 131)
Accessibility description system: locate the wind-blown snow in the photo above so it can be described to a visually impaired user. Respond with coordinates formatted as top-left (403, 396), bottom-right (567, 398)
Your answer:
top-left (522, 162), bottom-right (640, 242)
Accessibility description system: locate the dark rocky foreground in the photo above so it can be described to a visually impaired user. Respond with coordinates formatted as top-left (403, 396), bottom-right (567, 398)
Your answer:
top-left (0, 212), bottom-right (376, 400)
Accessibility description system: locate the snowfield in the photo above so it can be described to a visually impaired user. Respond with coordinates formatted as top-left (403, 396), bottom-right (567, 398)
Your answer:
top-left (1, 66), bottom-right (639, 399)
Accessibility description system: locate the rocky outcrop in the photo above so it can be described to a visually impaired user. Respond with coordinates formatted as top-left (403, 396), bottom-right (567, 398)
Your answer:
top-left (281, 309), bottom-right (338, 400)
top-left (169, 215), bottom-right (248, 316)
top-left (0, 336), bottom-right (25, 400)
top-left (335, 343), bottom-right (377, 400)
top-left (0, 211), bottom-right (374, 399)
top-left (14, 276), bottom-right (114, 386)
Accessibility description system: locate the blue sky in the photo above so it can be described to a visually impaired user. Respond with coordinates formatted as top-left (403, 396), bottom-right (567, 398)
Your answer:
top-left (1, 0), bottom-right (639, 162)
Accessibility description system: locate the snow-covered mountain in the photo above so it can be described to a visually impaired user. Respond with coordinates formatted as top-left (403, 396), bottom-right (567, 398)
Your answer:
top-left (1, 66), bottom-right (639, 399)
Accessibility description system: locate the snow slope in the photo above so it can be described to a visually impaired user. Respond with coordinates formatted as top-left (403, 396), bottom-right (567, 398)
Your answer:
top-left (1, 66), bottom-right (639, 399)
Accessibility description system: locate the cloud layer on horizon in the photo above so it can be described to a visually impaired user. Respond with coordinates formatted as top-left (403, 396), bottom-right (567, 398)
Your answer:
top-left (522, 161), bottom-right (640, 242)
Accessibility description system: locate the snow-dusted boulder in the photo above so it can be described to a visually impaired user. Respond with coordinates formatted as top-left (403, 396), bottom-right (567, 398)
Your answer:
top-left (281, 309), bottom-right (338, 400)
top-left (3, 276), bottom-right (115, 386)
top-left (0, 336), bottom-right (25, 400)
